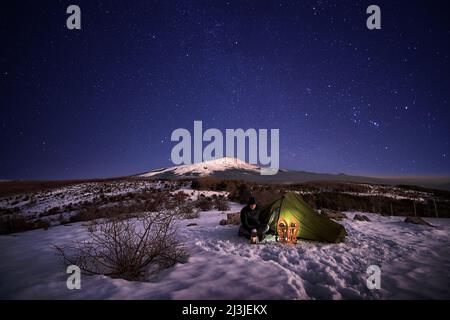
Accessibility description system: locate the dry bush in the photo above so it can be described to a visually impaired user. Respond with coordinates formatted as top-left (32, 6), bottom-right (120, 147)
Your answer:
top-left (164, 192), bottom-right (189, 210)
top-left (172, 192), bottom-right (189, 205)
top-left (195, 196), bottom-right (214, 211)
top-left (56, 211), bottom-right (186, 281)
top-left (214, 196), bottom-right (230, 211)
top-left (227, 183), bottom-right (252, 204)
top-left (179, 202), bottom-right (199, 219)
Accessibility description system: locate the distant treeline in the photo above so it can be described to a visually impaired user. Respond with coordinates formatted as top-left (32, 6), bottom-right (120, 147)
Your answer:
top-left (188, 177), bottom-right (450, 218)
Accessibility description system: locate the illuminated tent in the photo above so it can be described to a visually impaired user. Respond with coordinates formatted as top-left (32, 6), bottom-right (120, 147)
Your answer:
top-left (258, 192), bottom-right (347, 243)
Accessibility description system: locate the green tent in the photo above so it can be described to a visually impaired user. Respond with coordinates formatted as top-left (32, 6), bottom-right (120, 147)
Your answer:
top-left (258, 192), bottom-right (347, 243)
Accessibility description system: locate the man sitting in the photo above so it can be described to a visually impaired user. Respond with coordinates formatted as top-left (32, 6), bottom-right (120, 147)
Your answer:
top-left (238, 197), bottom-right (269, 241)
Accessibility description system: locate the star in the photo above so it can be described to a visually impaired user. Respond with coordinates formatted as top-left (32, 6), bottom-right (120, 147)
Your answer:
top-left (369, 120), bottom-right (381, 128)
top-left (1, 1), bottom-right (449, 179)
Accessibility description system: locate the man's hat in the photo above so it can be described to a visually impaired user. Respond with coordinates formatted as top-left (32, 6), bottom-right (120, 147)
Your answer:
top-left (248, 197), bottom-right (256, 205)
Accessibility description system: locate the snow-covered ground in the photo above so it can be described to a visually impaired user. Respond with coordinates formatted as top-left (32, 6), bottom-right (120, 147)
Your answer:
top-left (0, 204), bottom-right (449, 299)
top-left (0, 180), bottom-right (175, 227)
top-left (0, 180), bottom-right (161, 218)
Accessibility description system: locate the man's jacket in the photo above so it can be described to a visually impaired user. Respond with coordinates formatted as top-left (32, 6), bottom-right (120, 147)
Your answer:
top-left (240, 204), bottom-right (260, 230)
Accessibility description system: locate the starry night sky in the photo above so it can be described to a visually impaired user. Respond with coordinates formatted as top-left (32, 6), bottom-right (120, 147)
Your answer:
top-left (1, 0), bottom-right (449, 180)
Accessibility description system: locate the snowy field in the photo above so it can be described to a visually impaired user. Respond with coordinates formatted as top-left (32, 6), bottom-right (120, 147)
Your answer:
top-left (0, 202), bottom-right (449, 299)
top-left (0, 180), bottom-right (162, 219)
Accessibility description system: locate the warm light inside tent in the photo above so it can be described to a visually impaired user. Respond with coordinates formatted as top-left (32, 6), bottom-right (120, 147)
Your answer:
top-left (277, 217), bottom-right (299, 244)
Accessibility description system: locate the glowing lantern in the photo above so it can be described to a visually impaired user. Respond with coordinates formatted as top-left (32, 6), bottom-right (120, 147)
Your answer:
top-left (250, 228), bottom-right (258, 244)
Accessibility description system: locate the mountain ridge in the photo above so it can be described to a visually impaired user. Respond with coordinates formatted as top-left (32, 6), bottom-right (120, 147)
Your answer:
top-left (136, 157), bottom-right (450, 190)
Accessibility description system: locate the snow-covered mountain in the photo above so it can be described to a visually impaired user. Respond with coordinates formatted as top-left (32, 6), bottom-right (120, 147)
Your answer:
top-left (136, 157), bottom-right (450, 190)
top-left (137, 156), bottom-right (384, 183)
top-left (138, 157), bottom-right (261, 178)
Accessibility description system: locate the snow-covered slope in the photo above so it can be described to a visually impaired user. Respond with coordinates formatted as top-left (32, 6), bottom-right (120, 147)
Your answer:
top-left (139, 157), bottom-right (261, 178)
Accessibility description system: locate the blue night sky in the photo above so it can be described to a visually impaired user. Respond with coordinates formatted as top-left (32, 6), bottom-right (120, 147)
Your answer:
top-left (1, 0), bottom-right (449, 180)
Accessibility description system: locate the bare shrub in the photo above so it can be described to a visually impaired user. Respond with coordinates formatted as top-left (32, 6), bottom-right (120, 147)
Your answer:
top-left (214, 196), bottom-right (230, 211)
top-left (179, 202), bottom-right (199, 219)
top-left (55, 211), bottom-right (186, 281)
top-left (164, 192), bottom-right (188, 211)
top-left (195, 196), bottom-right (213, 211)
top-left (172, 192), bottom-right (189, 206)
top-left (227, 183), bottom-right (252, 204)
top-left (182, 210), bottom-right (200, 219)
